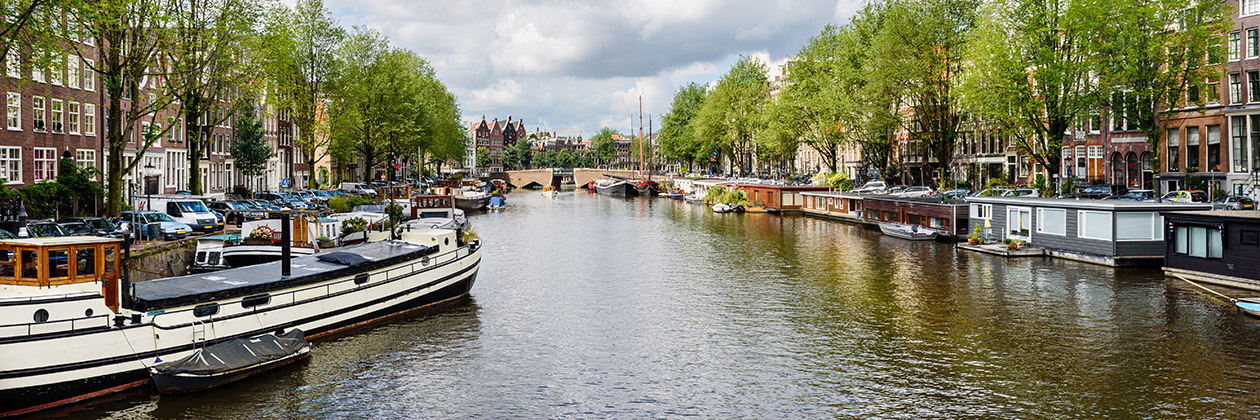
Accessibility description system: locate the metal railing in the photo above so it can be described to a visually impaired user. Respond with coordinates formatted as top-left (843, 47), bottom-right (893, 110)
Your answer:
top-left (0, 313), bottom-right (112, 338)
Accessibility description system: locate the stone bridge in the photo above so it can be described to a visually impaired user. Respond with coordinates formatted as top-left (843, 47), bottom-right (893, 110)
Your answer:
top-left (499, 168), bottom-right (644, 189)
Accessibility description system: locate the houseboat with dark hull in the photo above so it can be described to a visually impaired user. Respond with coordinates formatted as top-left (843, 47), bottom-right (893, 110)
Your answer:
top-left (0, 197), bottom-right (483, 417)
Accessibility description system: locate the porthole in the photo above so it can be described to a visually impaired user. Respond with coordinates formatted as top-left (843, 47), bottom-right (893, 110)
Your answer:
top-left (354, 273), bottom-right (369, 285)
top-left (444, 237), bottom-right (449, 246)
top-left (194, 303), bottom-right (219, 317)
top-left (241, 294), bottom-right (271, 308)
top-left (33, 309), bottom-right (49, 323)
top-left (84, 308), bottom-right (94, 317)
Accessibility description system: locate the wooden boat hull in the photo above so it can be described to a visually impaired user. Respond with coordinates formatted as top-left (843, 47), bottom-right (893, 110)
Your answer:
top-left (151, 346), bottom-right (310, 394)
top-left (879, 222), bottom-right (938, 241)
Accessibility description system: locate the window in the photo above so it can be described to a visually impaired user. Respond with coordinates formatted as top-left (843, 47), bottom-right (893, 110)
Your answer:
top-left (0, 147), bottom-right (20, 183)
top-left (1251, 28), bottom-right (1259, 57)
top-left (1075, 145), bottom-right (1087, 176)
top-left (1251, 72), bottom-right (1260, 103)
top-left (1187, 126), bottom-right (1200, 170)
top-left (75, 247), bottom-right (94, 277)
top-left (1037, 208), bottom-right (1066, 236)
top-left (84, 104), bottom-right (95, 136)
top-left (20, 250), bottom-right (36, 280)
top-left (1008, 207), bottom-right (1031, 237)
top-left (50, 99), bottom-right (63, 133)
top-left (1207, 76), bottom-right (1221, 104)
top-left (4, 52), bottom-right (17, 78)
top-left (1167, 128), bottom-right (1180, 172)
top-left (1231, 73), bottom-right (1242, 104)
top-left (1242, 230), bottom-right (1259, 245)
top-left (1078, 211), bottom-right (1113, 240)
top-left (67, 55), bottom-right (78, 89)
top-left (31, 55), bottom-right (42, 83)
top-left (1176, 226), bottom-right (1223, 258)
top-left (68, 102), bottom-right (79, 134)
top-left (1232, 31), bottom-right (1242, 60)
top-left (1208, 125), bottom-right (1221, 171)
top-left (1116, 213), bottom-right (1157, 241)
top-left (33, 148), bottom-right (56, 182)
top-left (32, 96), bottom-right (45, 132)
top-left (75, 149), bottom-right (94, 171)
top-left (5, 92), bottom-right (17, 131)
top-left (1249, 0), bottom-right (1260, 15)
top-left (82, 58), bottom-right (94, 91)
top-left (971, 203), bottom-right (992, 219)
top-left (49, 56), bottom-right (62, 86)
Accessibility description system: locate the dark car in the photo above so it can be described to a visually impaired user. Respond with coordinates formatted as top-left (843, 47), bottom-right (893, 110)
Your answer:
top-left (58, 217), bottom-right (127, 238)
top-left (58, 221), bottom-right (95, 236)
top-left (208, 201), bottom-right (265, 224)
top-left (1076, 185), bottom-right (1125, 199)
top-left (1213, 195), bottom-right (1256, 210)
top-left (21, 220), bottom-right (69, 238)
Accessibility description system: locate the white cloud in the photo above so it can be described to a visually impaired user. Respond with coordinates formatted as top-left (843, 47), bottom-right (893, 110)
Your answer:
top-left (327, 0), bottom-right (844, 133)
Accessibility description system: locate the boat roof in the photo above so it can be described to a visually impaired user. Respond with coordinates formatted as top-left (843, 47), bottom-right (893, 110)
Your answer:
top-left (130, 241), bottom-right (436, 312)
top-left (800, 191), bottom-right (864, 198)
top-left (1165, 210), bottom-right (1260, 220)
top-left (0, 236), bottom-right (123, 247)
top-left (966, 196), bottom-right (1214, 211)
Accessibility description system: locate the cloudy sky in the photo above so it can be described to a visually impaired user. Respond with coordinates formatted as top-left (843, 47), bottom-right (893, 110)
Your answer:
top-left (323, 0), bottom-right (861, 136)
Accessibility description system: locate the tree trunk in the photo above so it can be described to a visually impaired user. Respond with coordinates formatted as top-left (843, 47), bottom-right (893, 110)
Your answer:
top-left (186, 106), bottom-right (203, 195)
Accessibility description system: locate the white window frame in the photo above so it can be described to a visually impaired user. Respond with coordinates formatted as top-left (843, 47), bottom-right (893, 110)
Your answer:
top-left (1007, 206), bottom-right (1032, 239)
top-left (67, 55), bottom-right (79, 89)
top-left (82, 58), bottom-right (94, 91)
top-left (75, 149), bottom-right (95, 171)
top-left (1232, 31), bottom-right (1242, 61)
top-left (1078, 210), bottom-right (1113, 241)
top-left (971, 203), bottom-right (993, 220)
top-left (0, 147), bottom-right (20, 184)
top-left (1115, 212), bottom-right (1158, 242)
top-left (84, 103), bottom-right (95, 136)
top-left (50, 99), bottom-right (63, 134)
top-left (5, 92), bottom-right (18, 131)
top-left (49, 56), bottom-right (63, 86)
top-left (1036, 208), bottom-right (1067, 236)
top-left (32, 96), bottom-right (45, 132)
top-left (68, 101), bottom-right (79, 135)
top-left (5, 52), bottom-right (18, 79)
top-left (32, 147), bottom-right (56, 182)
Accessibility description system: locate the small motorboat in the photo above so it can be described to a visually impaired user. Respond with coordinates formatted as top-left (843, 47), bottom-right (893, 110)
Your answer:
top-left (150, 329), bottom-right (311, 394)
top-left (712, 203), bottom-right (743, 213)
top-left (1237, 298), bottom-right (1260, 317)
top-left (879, 222), bottom-right (939, 241)
top-left (541, 186), bottom-right (559, 198)
top-left (488, 195), bottom-right (506, 210)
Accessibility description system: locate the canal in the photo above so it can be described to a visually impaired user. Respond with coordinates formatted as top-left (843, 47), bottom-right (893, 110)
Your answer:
top-left (69, 190), bottom-right (1260, 418)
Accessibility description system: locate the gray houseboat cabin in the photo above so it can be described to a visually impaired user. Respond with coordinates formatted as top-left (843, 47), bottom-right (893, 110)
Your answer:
top-left (966, 196), bottom-right (1211, 266)
top-left (1163, 211), bottom-right (1260, 291)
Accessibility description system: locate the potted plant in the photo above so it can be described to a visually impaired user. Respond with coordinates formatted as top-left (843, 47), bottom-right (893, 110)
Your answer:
top-left (1006, 239), bottom-right (1021, 250)
top-left (968, 224), bottom-right (982, 245)
top-left (243, 225), bottom-right (277, 245)
top-left (317, 235), bottom-right (334, 248)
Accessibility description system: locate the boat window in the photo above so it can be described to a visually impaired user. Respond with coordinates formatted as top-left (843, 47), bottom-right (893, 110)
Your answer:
top-left (20, 249), bottom-right (37, 279)
top-left (0, 249), bottom-right (13, 278)
top-left (241, 294), bottom-right (271, 308)
top-left (196, 251), bottom-right (206, 263)
top-left (76, 247), bottom-right (96, 278)
top-left (103, 246), bottom-right (116, 273)
top-left (48, 249), bottom-right (69, 278)
top-left (193, 303), bottom-right (219, 317)
top-left (207, 252), bottom-right (220, 266)
top-left (354, 273), bottom-right (369, 285)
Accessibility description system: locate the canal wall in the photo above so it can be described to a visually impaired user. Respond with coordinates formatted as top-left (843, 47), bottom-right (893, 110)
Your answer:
top-left (129, 237), bottom-right (198, 282)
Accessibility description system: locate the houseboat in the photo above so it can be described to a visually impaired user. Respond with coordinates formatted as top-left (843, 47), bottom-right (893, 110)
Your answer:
top-left (736, 184), bottom-right (833, 212)
top-left (862, 196), bottom-right (969, 238)
top-left (965, 196), bottom-right (1210, 266)
top-left (801, 191), bottom-right (865, 222)
top-left (221, 216), bottom-right (337, 268)
top-left (1162, 210), bottom-right (1260, 291)
top-left (0, 199), bottom-right (483, 417)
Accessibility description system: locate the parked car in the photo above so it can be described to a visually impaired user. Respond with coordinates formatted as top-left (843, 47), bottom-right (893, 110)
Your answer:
top-left (1212, 195), bottom-right (1256, 210)
top-left (58, 217), bottom-right (127, 238)
top-left (1162, 190), bottom-right (1208, 203)
top-left (20, 220), bottom-right (69, 238)
top-left (1076, 185), bottom-right (1123, 199)
top-left (1124, 189), bottom-right (1156, 202)
top-left (58, 221), bottom-right (95, 236)
top-left (895, 186), bottom-right (934, 198)
top-left (120, 211), bottom-right (193, 241)
top-left (971, 188), bottom-right (1013, 197)
top-left (210, 210), bottom-right (226, 230)
top-left (339, 182), bottom-right (378, 197)
top-left (852, 181), bottom-right (888, 194)
top-left (207, 201), bottom-right (264, 224)
top-left (939, 189), bottom-right (972, 200)
top-left (1001, 188), bottom-right (1040, 197)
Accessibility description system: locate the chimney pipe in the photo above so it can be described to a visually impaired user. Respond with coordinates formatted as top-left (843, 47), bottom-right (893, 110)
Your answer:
top-left (281, 212), bottom-right (291, 277)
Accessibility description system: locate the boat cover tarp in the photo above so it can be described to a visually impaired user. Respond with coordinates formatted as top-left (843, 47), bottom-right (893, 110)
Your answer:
top-left (130, 241), bottom-right (437, 311)
top-left (316, 251), bottom-right (371, 266)
top-left (153, 329), bottom-right (307, 376)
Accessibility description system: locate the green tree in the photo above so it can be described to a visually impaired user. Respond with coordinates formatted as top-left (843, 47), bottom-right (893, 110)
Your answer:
top-left (260, 0), bottom-right (344, 189)
top-left (768, 25), bottom-right (857, 173)
top-left (694, 56), bottom-right (771, 176)
top-left (166, 0), bottom-right (263, 195)
top-left (476, 147), bottom-right (491, 168)
top-left (847, 1), bottom-right (903, 180)
top-left (511, 137), bottom-right (533, 169)
top-left (1091, 0), bottom-right (1229, 194)
top-left (660, 83), bottom-right (710, 166)
top-left (230, 100), bottom-right (272, 191)
top-left (588, 127), bottom-right (618, 167)
top-left (961, 0), bottom-right (1099, 180)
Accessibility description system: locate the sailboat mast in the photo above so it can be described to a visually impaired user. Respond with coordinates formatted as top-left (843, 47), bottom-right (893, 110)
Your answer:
top-left (648, 114), bottom-right (652, 181)
top-left (638, 95), bottom-right (644, 180)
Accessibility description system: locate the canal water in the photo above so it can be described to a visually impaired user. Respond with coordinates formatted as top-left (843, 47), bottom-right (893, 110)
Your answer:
top-left (64, 190), bottom-right (1260, 419)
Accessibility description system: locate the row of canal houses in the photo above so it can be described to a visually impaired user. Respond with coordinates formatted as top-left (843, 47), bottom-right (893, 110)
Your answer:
top-left (677, 178), bottom-right (1260, 292)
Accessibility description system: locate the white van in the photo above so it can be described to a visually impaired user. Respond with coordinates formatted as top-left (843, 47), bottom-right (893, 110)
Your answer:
top-left (339, 182), bottom-right (378, 197)
top-left (148, 196), bottom-right (220, 233)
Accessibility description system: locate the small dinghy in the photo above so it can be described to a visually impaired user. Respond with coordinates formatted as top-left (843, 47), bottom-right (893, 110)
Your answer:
top-left (879, 222), bottom-right (938, 241)
top-left (150, 329), bottom-right (311, 394)
top-left (1237, 298), bottom-right (1260, 317)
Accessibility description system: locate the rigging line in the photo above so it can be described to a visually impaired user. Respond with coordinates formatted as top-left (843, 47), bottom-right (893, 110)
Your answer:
top-left (1170, 274), bottom-right (1237, 304)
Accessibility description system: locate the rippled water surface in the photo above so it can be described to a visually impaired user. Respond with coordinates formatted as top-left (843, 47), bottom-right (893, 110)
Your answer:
top-left (63, 190), bottom-right (1260, 419)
